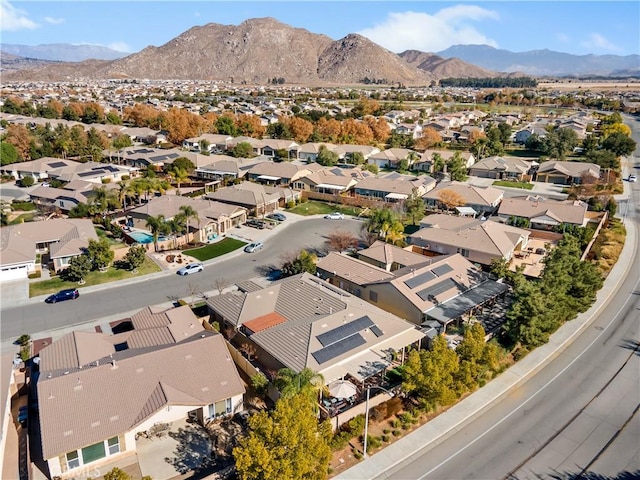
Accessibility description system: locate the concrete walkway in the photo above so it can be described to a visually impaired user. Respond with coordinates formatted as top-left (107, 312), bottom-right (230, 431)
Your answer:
top-left (335, 173), bottom-right (638, 479)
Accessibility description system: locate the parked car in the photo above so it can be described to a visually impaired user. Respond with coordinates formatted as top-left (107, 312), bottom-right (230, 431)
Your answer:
top-left (244, 242), bottom-right (264, 253)
top-left (45, 288), bottom-right (79, 303)
top-left (324, 212), bottom-right (344, 220)
top-left (176, 262), bottom-right (204, 276)
top-left (629, 174), bottom-right (638, 182)
top-left (246, 219), bottom-right (266, 229)
top-left (267, 212), bottom-right (287, 222)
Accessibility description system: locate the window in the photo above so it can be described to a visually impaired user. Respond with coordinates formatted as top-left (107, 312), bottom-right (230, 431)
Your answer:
top-left (107, 436), bottom-right (120, 455)
top-left (215, 399), bottom-right (226, 416)
top-left (208, 403), bottom-right (215, 419)
top-left (81, 441), bottom-right (106, 465)
top-left (66, 451), bottom-right (80, 470)
top-left (225, 398), bottom-right (232, 414)
top-left (369, 290), bottom-right (378, 302)
top-left (457, 248), bottom-right (470, 258)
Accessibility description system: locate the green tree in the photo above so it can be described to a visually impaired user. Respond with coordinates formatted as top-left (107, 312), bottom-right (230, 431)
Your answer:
top-left (275, 367), bottom-right (328, 404)
top-left (431, 153), bottom-right (445, 174)
top-left (103, 467), bottom-right (132, 480)
top-left (233, 141), bottom-right (254, 158)
top-left (402, 335), bottom-right (460, 408)
top-left (64, 254), bottom-right (92, 282)
top-left (281, 250), bottom-right (317, 277)
top-left (168, 167), bottom-right (189, 193)
top-left (216, 116), bottom-right (239, 136)
top-left (233, 393), bottom-right (332, 480)
top-left (404, 187), bottom-right (426, 225)
top-left (120, 244), bottom-right (146, 271)
top-left (145, 214), bottom-right (169, 252)
top-left (0, 142), bottom-right (19, 165)
top-left (365, 207), bottom-right (404, 243)
top-left (179, 205), bottom-right (199, 244)
top-left (167, 157), bottom-right (196, 175)
top-left (20, 176), bottom-right (35, 187)
top-left (316, 145), bottom-right (339, 166)
top-left (86, 238), bottom-right (114, 271)
top-left (446, 152), bottom-right (468, 182)
top-left (601, 132), bottom-right (636, 157)
top-left (89, 186), bottom-right (118, 214)
top-left (350, 151), bottom-right (365, 165)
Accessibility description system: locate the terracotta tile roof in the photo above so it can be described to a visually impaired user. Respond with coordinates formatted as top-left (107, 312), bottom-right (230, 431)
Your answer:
top-left (243, 312), bottom-right (288, 334)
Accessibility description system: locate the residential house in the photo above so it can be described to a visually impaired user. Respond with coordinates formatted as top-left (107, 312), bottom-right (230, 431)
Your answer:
top-left (246, 162), bottom-right (313, 186)
top-left (367, 148), bottom-right (420, 169)
top-left (497, 195), bottom-right (589, 229)
top-left (128, 196), bottom-right (248, 242)
top-left (207, 273), bottom-right (425, 385)
top-left (423, 181), bottom-right (504, 216)
top-left (182, 134), bottom-right (233, 153)
top-left (115, 147), bottom-right (183, 170)
top-left (227, 136), bottom-right (265, 156)
top-left (29, 180), bottom-right (117, 213)
top-left (394, 123), bottom-right (423, 139)
top-left (413, 150), bottom-right (475, 173)
top-left (35, 305), bottom-right (245, 479)
top-left (260, 139), bottom-right (300, 159)
top-left (408, 214), bottom-right (530, 265)
top-left (293, 168), bottom-right (360, 194)
top-left (353, 172), bottom-right (436, 202)
top-left (194, 155), bottom-right (269, 182)
top-left (514, 125), bottom-right (548, 144)
top-left (297, 143), bottom-right (338, 163)
top-left (468, 156), bottom-right (534, 181)
top-left (356, 240), bottom-right (431, 272)
top-left (0, 218), bottom-right (98, 280)
top-left (45, 161), bottom-right (132, 184)
top-left (535, 160), bottom-right (601, 185)
top-left (0, 157), bottom-right (77, 182)
top-left (333, 145), bottom-right (381, 163)
top-left (316, 252), bottom-right (508, 331)
top-left (205, 182), bottom-right (281, 216)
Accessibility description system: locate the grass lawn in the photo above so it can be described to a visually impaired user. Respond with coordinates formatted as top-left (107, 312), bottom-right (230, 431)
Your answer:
top-left (10, 201), bottom-right (36, 211)
top-left (493, 180), bottom-right (534, 190)
top-left (183, 237), bottom-right (247, 261)
top-left (29, 257), bottom-right (161, 298)
top-left (287, 200), bottom-right (363, 217)
top-left (96, 228), bottom-right (127, 248)
top-left (9, 212), bottom-right (36, 224)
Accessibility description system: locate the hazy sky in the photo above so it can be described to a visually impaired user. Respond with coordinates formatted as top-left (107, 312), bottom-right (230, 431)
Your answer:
top-left (1, 1), bottom-right (638, 56)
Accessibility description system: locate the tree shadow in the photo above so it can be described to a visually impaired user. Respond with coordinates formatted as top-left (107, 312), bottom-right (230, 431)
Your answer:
top-left (535, 469), bottom-right (640, 480)
top-left (164, 424), bottom-right (213, 475)
top-left (619, 338), bottom-right (640, 356)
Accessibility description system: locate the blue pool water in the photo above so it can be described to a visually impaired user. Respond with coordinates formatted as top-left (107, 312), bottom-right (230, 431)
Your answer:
top-left (129, 231), bottom-right (167, 244)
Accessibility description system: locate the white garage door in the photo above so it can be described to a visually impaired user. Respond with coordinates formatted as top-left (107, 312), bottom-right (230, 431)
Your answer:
top-left (0, 265), bottom-right (29, 281)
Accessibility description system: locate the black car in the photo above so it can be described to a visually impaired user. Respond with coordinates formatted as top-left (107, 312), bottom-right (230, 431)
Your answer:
top-left (246, 219), bottom-right (266, 229)
top-left (45, 288), bottom-right (79, 303)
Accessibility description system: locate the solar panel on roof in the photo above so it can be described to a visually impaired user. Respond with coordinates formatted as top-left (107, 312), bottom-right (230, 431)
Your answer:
top-left (403, 270), bottom-right (437, 289)
top-left (370, 325), bottom-right (383, 337)
top-left (432, 264), bottom-right (453, 277)
top-left (48, 161), bottom-right (67, 168)
top-left (316, 315), bottom-right (374, 347)
top-left (78, 171), bottom-right (100, 177)
top-left (312, 333), bottom-right (366, 364)
top-left (416, 277), bottom-right (458, 301)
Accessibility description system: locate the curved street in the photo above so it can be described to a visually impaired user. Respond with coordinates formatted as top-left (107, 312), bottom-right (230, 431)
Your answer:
top-left (0, 217), bottom-right (364, 342)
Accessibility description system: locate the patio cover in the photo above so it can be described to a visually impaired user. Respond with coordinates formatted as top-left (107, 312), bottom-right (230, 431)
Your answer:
top-left (424, 280), bottom-right (508, 324)
top-left (328, 380), bottom-right (358, 399)
top-left (315, 183), bottom-right (346, 190)
top-left (257, 175), bottom-right (281, 181)
top-left (456, 206), bottom-right (477, 217)
top-left (369, 328), bottom-right (426, 358)
top-left (385, 192), bottom-right (409, 200)
top-left (320, 349), bottom-right (391, 384)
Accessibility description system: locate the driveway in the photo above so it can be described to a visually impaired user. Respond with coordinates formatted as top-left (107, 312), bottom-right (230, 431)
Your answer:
top-left (136, 419), bottom-right (213, 480)
top-left (0, 279), bottom-right (29, 309)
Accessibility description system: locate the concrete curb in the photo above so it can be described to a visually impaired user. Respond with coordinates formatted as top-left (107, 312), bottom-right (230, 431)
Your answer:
top-left (335, 205), bottom-right (637, 479)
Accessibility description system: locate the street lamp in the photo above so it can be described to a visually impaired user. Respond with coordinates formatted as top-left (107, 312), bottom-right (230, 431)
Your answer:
top-left (363, 385), bottom-right (394, 458)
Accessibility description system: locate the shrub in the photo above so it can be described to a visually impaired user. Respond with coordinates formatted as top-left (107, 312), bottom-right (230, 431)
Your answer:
top-left (390, 418), bottom-right (401, 429)
top-left (392, 429), bottom-right (401, 437)
top-left (28, 271), bottom-right (41, 279)
top-left (102, 178), bottom-right (112, 184)
top-left (286, 200), bottom-right (296, 209)
top-left (381, 434), bottom-right (390, 442)
top-left (365, 435), bottom-right (381, 453)
top-left (385, 397), bottom-right (404, 419)
top-left (348, 415), bottom-right (365, 437)
top-left (330, 431), bottom-right (352, 450)
top-left (250, 374), bottom-right (268, 396)
top-left (353, 451), bottom-right (363, 460)
top-left (19, 345), bottom-right (30, 362)
top-left (383, 428), bottom-right (390, 434)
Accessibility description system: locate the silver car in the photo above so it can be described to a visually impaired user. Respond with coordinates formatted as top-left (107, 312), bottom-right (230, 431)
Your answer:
top-left (244, 242), bottom-right (264, 253)
top-left (176, 262), bottom-right (204, 275)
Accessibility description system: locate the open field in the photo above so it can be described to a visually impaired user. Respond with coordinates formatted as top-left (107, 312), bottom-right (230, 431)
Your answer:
top-left (537, 81), bottom-right (640, 91)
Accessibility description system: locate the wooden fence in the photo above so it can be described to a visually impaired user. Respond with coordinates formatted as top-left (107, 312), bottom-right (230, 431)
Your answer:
top-left (302, 191), bottom-right (389, 210)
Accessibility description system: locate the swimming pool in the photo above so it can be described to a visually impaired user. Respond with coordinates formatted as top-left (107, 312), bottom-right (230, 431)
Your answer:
top-left (128, 231), bottom-right (167, 244)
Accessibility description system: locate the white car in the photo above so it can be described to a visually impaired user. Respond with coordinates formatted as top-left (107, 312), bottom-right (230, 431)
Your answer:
top-left (629, 174), bottom-right (637, 183)
top-left (324, 212), bottom-right (344, 220)
top-left (176, 262), bottom-right (204, 275)
top-left (244, 242), bottom-right (264, 253)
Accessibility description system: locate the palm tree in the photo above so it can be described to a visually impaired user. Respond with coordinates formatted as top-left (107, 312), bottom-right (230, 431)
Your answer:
top-left (89, 186), bottom-right (117, 215)
top-left (275, 367), bottom-right (328, 407)
top-left (179, 205), bottom-right (199, 245)
top-left (145, 214), bottom-right (167, 252)
top-left (166, 214), bottom-right (186, 249)
top-left (117, 181), bottom-right (132, 210)
top-left (169, 167), bottom-right (189, 195)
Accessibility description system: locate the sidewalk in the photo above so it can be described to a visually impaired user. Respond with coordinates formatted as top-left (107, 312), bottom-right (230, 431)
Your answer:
top-left (335, 186), bottom-right (637, 479)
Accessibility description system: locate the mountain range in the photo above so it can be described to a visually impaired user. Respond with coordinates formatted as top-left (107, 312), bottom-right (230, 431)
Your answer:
top-left (1, 17), bottom-right (637, 84)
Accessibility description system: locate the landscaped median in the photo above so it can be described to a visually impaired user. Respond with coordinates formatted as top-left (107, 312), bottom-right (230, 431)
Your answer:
top-left (492, 180), bottom-right (534, 190)
top-left (286, 200), bottom-right (363, 217)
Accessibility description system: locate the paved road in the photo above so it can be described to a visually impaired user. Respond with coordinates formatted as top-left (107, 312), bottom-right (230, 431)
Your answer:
top-left (355, 115), bottom-right (640, 480)
top-left (0, 217), bottom-right (364, 342)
